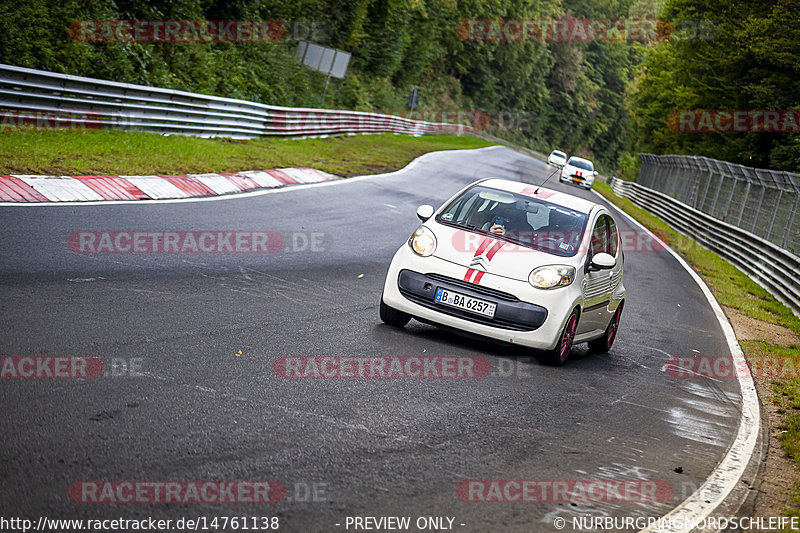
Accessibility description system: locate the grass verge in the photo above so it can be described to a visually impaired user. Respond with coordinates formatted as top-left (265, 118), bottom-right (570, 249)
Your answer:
top-left (594, 180), bottom-right (800, 522)
top-left (0, 131), bottom-right (493, 177)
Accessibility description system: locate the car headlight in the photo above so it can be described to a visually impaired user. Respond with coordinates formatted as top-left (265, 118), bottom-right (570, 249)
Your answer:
top-left (529, 265), bottom-right (575, 289)
top-left (408, 225), bottom-right (437, 257)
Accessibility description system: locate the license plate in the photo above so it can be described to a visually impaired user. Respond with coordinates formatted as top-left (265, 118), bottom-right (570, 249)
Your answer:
top-left (435, 288), bottom-right (496, 318)
top-left (572, 176), bottom-right (584, 183)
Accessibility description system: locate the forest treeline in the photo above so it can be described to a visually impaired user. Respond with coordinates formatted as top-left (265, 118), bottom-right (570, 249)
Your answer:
top-left (1, 0), bottom-right (797, 174)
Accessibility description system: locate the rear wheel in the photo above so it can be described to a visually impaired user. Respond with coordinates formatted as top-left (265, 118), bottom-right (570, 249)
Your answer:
top-left (543, 309), bottom-right (579, 366)
top-left (588, 301), bottom-right (624, 353)
top-left (379, 299), bottom-right (411, 328)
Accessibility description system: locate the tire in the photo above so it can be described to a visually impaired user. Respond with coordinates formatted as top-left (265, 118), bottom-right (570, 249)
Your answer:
top-left (379, 299), bottom-right (411, 328)
top-left (588, 300), bottom-right (624, 354)
top-left (542, 309), bottom-right (579, 366)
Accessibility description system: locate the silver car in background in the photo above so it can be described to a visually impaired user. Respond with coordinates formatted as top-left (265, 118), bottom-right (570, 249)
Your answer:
top-left (547, 150), bottom-right (567, 167)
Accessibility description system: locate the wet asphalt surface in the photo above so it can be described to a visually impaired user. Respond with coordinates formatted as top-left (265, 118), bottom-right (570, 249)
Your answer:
top-left (0, 146), bottom-right (743, 531)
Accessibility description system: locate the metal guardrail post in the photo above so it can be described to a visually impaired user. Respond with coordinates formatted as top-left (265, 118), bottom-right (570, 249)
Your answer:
top-left (783, 195), bottom-right (799, 249)
top-left (765, 190), bottom-right (783, 241)
top-left (737, 181), bottom-right (751, 226)
top-left (687, 156), bottom-right (700, 207)
top-left (709, 161), bottom-right (727, 215)
top-left (698, 158), bottom-right (715, 209)
top-left (751, 187), bottom-right (767, 234)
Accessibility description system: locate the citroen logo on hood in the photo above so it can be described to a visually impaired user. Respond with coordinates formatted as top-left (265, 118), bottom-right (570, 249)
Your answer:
top-left (469, 255), bottom-right (490, 272)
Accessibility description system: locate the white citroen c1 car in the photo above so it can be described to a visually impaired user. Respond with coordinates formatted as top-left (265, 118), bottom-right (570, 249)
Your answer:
top-left (379, 178), bottom-right (625, 365)
top-left (560, 156), bottom-right (598, 189)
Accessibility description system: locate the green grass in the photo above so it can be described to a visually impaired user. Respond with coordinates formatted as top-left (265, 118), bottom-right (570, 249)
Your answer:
top-left (0, 130), bottom-right (493, 177)
top-left (594, 180), bottom-right (800, 519)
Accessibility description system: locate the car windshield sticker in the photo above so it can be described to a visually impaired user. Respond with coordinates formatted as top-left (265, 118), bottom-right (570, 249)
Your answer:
top-left (478, 191), bottom-right (516, 204)
top-left (442, 213), bottom-right (454, 220)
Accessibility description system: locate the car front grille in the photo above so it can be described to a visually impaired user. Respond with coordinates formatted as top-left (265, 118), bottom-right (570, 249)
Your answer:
top-left (425, 273), bottom-right (520, 302)
top-left (397, 270), bottom-right (547, 332)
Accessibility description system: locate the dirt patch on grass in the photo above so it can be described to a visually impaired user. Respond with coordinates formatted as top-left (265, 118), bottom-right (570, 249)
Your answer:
top-left (724, 306), bottom-right (800, 348)
top-left (752, 379), bottom-right (800, 521)
top-left (726, 307), bottom-right (800, 521)
top-left (344, 163), bottom-right (398, 177)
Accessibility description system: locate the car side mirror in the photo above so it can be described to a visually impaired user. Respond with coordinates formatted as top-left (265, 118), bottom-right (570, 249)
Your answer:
top-left (417, 205), bottom-right (434, 222)
top-left (593, 171), bottom-right (599, 177)
top-left (588, 252), bottom-right (615, 271)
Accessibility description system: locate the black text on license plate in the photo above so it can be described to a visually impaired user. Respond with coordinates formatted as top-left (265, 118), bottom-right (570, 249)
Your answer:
top-left (435, 288), bottom-right (496, 318)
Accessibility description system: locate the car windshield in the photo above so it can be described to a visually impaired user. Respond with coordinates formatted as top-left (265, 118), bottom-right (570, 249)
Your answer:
top-left (552, 151), bottom-right (566, 158)
top-left (569, 158), bottom-right (594, 171)
top-left (435, 185), bottom-right (589, 257)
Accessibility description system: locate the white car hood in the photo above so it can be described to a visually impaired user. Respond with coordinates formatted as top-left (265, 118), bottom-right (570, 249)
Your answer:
top-left (430, 223), bottom-right (573, 282)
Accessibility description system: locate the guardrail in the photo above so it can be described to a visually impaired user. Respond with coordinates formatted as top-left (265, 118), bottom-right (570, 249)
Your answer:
top-left (637, 153), bottom-right (799, 254)
top-left (0, 63), bottom-right (468, 138)
top-left (610, 177), bottom-right (800, 317)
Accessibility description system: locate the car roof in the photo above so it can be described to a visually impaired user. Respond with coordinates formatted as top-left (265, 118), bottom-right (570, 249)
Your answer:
top-left (567, 156), bottom-right (592, 164)
top-left (477, 178), bottom-right (600, 214)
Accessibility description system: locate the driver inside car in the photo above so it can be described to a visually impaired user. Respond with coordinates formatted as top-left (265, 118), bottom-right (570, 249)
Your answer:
top-left (481, 204), bottom-right (535, 242)
top-left (489, 215), bottom-right (508, 236)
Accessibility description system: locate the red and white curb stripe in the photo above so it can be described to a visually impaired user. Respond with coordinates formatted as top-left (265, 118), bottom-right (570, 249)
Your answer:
top-left (0, 168), bottom-right (337, 203)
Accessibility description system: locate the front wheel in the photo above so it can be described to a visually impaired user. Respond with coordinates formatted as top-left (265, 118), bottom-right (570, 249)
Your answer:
top-left (588, 300), bottom-right (624, 353)
top-left (379, 299), bottom-right (411, 328)
top-left (542, 309), bottom-right (579, 366)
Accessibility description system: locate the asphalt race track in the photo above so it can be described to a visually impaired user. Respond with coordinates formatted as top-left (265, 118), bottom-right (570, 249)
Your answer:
top-left (0, 146), bottom-right (745, 531)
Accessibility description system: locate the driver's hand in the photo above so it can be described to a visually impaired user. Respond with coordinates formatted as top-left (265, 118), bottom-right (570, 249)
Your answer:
top-left (490, 224), bottom-right (506, 235)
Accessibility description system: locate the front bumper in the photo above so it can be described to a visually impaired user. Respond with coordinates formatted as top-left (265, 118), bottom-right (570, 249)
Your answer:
top-left (382, 246), bottom-right (582, 350)
top-left (561, 174), bottom-right (594, 188)
top-left (397, 270), bottom-right (547, 331)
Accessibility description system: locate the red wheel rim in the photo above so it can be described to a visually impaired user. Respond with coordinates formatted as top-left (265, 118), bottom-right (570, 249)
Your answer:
top-left (607, 304), bottom-right (623, 347)
top-left (559, 314), bottom-right (578, 362)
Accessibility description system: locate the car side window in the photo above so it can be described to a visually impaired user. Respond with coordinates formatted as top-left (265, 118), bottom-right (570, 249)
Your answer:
top-left (607, 216), bottom-right (618, 256)
top-left (590, 216), bottom-right (607, 256)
